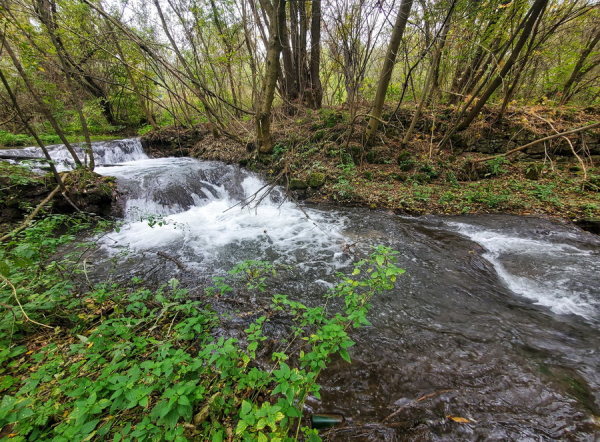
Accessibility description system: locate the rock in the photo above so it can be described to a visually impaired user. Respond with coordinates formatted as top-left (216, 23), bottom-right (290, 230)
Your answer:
top-left (525, 163), bottom-right (544, 180)
top-left (307, 172), bottom-right (326, 188)
top-left (289, 179), bottom-right (308, 190)
top-left (574, 219), bottom-right (600, 234)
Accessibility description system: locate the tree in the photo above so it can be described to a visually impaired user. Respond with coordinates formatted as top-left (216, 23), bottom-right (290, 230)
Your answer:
top-left (364, 0), bottom-right (414, 143)
top-left (255, 0), bottom-right (285, 152)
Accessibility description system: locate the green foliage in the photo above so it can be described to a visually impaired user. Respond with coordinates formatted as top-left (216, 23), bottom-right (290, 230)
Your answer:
top-left (137, 125), bottom-right (155, 136)
top-left (0, 131), bottom-right (30, 147)
top-left (463, 187), bottom-right (509, 208)
top-left (0, 215), bottom-right (404, 441)
top-left (485, 157), bottom-right (509, 177)
top-left (0, 163), bottom-right (42, 189)
top-left (530, 183), bottom-right (558, 202)
top-left (319, 110), bottom-right (345, 129)
top-left (333, 163), bottom-right (357, 199)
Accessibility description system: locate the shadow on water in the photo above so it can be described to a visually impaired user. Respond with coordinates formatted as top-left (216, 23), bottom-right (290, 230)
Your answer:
top-left (47, 140), bottom-right (598, 440)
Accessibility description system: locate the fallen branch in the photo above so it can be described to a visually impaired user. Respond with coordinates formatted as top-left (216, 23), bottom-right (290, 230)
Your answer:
top-left (470, 121), bottom-right (600, 163)
top-left (0, 274), bottom-right (54, 329)
top-left (0, 185), bottom-right (61, 242)
top-left (381, 389), bottom-right (453, 423)
top-left (527, 112), bottom-right (589, 181)
top-left (157, 251), bottom-right (189, 272)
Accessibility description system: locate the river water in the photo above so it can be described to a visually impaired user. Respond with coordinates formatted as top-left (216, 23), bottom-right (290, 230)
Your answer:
top-left (11, 139), bottom-right (600, 440)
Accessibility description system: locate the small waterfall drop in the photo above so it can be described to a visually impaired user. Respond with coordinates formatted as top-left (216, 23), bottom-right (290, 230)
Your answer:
top-left (96, 157), bottom-right (347, 271)
top-left (1, 138), bottom-right (148, 170)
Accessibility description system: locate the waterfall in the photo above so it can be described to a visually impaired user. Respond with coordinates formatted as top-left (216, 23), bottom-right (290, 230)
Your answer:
top-left (1, 138), bottom-right (148, 171)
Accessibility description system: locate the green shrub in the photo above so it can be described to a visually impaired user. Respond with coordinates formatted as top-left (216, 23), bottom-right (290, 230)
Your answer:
top-left (0, 131), bottom-right (30, 147)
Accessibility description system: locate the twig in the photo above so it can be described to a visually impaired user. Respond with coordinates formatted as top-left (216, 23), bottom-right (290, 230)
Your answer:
top-left (381, 389), bottom-right (453, 423)
top-left (0, 274), bottom-right (54, 329)
top-left (527, 112), bottom-right (588, 180)
top-left (0, 185), bottom-right (61, 242)
top-left (470, 122), bottom-right (600, 163)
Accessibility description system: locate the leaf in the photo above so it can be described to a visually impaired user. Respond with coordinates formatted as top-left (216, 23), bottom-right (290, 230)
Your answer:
top-left (80, 419), bottom-right (100, 435)
top-left (241, 400), bottom-right (252, 416)
top-left (446, 415), bottom-right (470, 423)
top-left (339, 349), bottom-right (351, 363)
top-left (0, 261), bottom-right (10, 277)
top-left (235, 420), bottom-right (248, 435)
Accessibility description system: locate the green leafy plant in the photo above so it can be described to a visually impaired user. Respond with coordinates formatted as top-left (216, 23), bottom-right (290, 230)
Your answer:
top-left (485, 157), bottom-right (509, 177)
top-left (0, 214), bottom-right (404, 442)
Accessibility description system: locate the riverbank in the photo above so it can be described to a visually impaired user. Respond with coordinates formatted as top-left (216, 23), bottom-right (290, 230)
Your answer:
top-left (143, 104), bottom-right (600, 228)
top-left (0, 162), bottom-right (117, 233)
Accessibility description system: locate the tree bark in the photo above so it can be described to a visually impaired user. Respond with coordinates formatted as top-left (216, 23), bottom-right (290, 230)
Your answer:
top-left (364, 0), bottom-right (414, 143)
top-left (36, 0), bottom-right (95, 170)
top-left (307, 0), bottom-right (322, 108)
top-left (0, 68), bottom-right (66, 191)
top-left (256, 0), bottom-right (284, 153)
top-left (560, 25), bottom-right (600, 105)
top-left (1, 33), bottom-right (82, 167)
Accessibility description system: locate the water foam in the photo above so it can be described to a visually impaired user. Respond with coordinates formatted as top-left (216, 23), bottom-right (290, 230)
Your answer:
top-left (97, 158), bottom-right (346, 269)
top-left (449, 222), bottom-right (600, 319)
top-left (2, 138), bottom-right (148, 171)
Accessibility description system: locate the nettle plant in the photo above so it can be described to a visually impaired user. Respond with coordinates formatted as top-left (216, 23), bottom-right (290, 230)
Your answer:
top-left (0, 214), bottom-right (403, 442)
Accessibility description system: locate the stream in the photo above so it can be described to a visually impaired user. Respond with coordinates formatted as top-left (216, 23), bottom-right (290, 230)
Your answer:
top-left (8, 139), bottom-right (600, 440)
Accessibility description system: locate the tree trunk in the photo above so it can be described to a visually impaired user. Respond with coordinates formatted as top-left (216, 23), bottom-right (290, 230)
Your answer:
top-left (0, 68), bottom-right (66, 191)
top-left (560, 25), bottom-right (600, 105)
top-left (36, 0), bottom-right (95, 170)
top-left (1, 33), bottom-right (82, 167)
top-left (364, 0), bottom-right (414, 143)
top-left (456, 0), bottom-right (548, 131)
top-left (280, 1), bottom-right (298, 100)
top-left (110, 29), bottom-right (158, 130)
top-left (307, 0), bottom-right (322, 108)
top-left (152, 0), bottom-right (221, 138)
top-left (256, 0), bottom-right (284, 153)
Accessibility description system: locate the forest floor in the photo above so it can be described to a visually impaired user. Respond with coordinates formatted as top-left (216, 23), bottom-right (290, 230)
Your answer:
top-left (143, 104), bottom-right (600, 231)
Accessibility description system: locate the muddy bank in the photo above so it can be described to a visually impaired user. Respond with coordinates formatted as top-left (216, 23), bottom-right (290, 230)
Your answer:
top-left (0, 166), bottom-right (118, 232)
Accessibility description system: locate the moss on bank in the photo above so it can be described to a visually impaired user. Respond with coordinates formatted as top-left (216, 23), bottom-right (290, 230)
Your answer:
top-left (0, 163), bottom-right (118, 233)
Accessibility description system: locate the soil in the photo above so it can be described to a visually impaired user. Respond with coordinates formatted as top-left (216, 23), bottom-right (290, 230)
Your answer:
top-left (0, 166), bottom-right (118, 233)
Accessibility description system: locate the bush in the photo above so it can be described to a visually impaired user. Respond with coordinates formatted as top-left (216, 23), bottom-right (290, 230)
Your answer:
top-left (0, 131), bottom-right (30, 147)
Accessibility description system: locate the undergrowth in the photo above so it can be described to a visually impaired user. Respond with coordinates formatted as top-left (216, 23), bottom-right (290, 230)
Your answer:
top-left (0, 215), bottom-right (404, 441)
